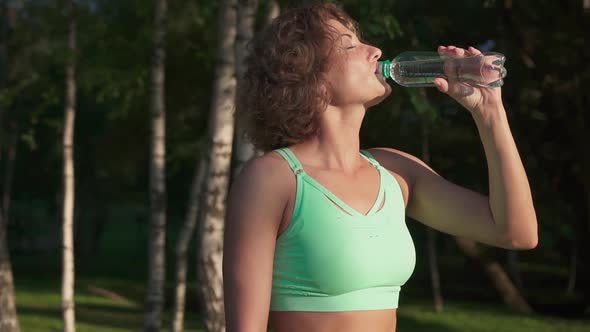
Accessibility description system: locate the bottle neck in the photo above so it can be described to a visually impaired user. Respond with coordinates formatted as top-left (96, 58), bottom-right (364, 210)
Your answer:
top-left (378, 59), bottom-right (393, 79)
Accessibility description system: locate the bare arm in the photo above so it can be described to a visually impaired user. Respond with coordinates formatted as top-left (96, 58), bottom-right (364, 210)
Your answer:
top-left (370, 147), bottom-right (513, 249)
top-left (370, 46), bottom-right (538, 250)
top-left (371, 108), bottom-right (537, 250)
top-left (469, 105), bottom-right (538, 249)
top-left (223, 155), bottom-right (288, 331)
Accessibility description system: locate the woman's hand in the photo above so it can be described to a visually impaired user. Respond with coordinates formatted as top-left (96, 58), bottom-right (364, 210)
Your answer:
top-left (433, 45), bottom-right (504, 115)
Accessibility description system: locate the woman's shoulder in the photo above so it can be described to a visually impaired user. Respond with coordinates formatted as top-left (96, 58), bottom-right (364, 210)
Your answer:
top-left (367, 147), bottom-right (432, 169)
top-left (230, 150), bottom-right (296, 200)
top-left (238, 150), bottom-right (293, 178)
top-left (365, 147), bottom-right (436, 184)
top-left (225, 151), bottom-right (293, 233)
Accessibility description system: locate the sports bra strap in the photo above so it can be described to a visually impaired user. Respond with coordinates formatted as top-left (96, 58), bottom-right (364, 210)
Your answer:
top-left (278, 148), bottom-right (380, 173)
top-left (360, 149), bottom-right (381, 169)
top-left (275, 148), bottom-right (304, 175)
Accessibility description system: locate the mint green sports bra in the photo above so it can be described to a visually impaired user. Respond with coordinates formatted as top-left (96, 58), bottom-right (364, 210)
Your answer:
top-left (271, 147), bottom-right (416, 312)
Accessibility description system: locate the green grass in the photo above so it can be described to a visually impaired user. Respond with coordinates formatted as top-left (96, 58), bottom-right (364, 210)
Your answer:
top-left (398, 299), bottom-right (590, 332)
top-left (12, 216), bottom-right (205, 332)
top-left (10, 216), bottom-right (590, 331)
top-left (15, 279), bottom-right (590, 332)
top-left (16, 276), bottom-right (205, 332)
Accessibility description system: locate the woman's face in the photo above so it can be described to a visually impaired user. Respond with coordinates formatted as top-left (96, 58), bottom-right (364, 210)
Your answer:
top-left (324, 19), bottom-right (391, 109)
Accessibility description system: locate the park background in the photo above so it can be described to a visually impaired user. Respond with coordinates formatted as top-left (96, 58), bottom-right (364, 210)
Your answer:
top-left (1, 0), bottom-right (589, 331)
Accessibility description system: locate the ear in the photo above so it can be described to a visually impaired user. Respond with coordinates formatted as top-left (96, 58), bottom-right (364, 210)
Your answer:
top-left (320, 78), bottom-right (333, 106)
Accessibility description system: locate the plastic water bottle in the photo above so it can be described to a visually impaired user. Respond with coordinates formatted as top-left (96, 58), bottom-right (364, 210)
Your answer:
top-left (377, 51), bottom-right (507, 88)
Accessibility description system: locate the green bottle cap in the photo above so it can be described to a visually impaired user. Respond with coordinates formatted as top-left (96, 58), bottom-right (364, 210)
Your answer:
top-left (379, 59), bottom-right (392, 79)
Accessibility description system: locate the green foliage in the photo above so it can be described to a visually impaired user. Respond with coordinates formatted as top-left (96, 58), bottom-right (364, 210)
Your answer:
top-left (1, 0), bottom-right (218, 215)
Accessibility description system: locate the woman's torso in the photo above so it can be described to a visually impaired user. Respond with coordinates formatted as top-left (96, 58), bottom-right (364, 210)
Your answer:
top-left (270, 309), bottom-right (397, 332)
top-left (268, 148), bottom-right (412, 332)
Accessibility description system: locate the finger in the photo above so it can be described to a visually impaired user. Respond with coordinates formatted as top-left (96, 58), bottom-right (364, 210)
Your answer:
top-left (433, 78), bottom-right (448, 93)
top-left (439, 45), bottom-right (466, 58)
top-left (453, 47), bottom-right (466, 57)
top-left (444, 45), bottom-right (457, 56)
top-left (467, 46), bottom-right (482, 55)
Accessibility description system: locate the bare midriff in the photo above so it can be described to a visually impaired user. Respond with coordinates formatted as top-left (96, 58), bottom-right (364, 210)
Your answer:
top-left (269, 309), bottom-right (397, 332)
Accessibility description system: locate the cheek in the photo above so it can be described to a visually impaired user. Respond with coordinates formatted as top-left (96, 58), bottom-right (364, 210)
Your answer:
top-left (330, 74), bottom-right (357, 101)
top-left (326, 61), bottom-right (377, 103)
top-left (326, 67), bottom-right (352, 96)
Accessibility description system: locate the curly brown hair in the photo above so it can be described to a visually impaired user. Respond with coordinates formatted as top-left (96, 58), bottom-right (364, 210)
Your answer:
top-left (235, 2), bottom-right (360, 152)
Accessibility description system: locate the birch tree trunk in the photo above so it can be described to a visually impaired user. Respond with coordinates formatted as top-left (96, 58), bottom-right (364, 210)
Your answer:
top-left (3, 122), bottom-right (17, 224)
top-left (420, 114), bottom-right (444, 313)
top-left (172, 155), bottom-right (207, 332)
top-left (265, 0), bottom-right (280, 24)
top-left (62, 1), bottom-right (77, 331)
top-left (0, 128), bottom-right (19, 332)
top-left (0, 2), bottom-right (20, 330)
top-left (231, 0), bottom-right (259, 179)
top-left (144, 0), bottom-right (167, 330)
top-left (0, 220), bottom-right (19, 332)
top-left (198, 0), bottom-right (237, 330)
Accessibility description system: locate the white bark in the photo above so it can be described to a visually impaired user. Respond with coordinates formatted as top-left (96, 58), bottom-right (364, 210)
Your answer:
top-left (144, 0), bottom-right (167, 331)
top-left (0, 2), bottom-right (19, 328)
top-left (0, 4), bottom-right (20, 328)
top-left (265, 0), bottom-right (280, 25)
top-left (172, 155), bottom-right (207, 332)
top-left (198, 0), bottom-right (237, 331)
top-left (62, 1), bottom-right (77, 331)
top-left (0, 219), bottom-right (20, 332)
top-left (231, 0), bottom-right (259, 178)
top-left (0, 0), bottom-right (20, 332)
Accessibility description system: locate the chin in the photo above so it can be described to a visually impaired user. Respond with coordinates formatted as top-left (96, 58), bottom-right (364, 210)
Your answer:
top-left (365, 95), bottom-right (386, 108)
top-left (365, 89), bottom-right (391, 108)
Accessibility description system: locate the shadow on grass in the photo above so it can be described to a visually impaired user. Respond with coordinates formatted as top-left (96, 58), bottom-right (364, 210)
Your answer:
top-left (19, 303), bottom-right (142, 330)
top-left (20, 302), bottom-right (205, 331)
top-left (397, 312), bottom-right (458, 332)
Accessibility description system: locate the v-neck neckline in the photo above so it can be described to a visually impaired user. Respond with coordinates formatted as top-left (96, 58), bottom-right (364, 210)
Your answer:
top-left (285, 148), bottom-right (385, 218)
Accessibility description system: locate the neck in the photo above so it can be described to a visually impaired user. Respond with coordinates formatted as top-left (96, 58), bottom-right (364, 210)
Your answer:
top-left (299, 104), bottom-right (366, 173)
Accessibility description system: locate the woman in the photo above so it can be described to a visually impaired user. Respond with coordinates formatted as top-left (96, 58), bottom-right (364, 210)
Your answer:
top-left (223, 3), bottom-right (538, 332)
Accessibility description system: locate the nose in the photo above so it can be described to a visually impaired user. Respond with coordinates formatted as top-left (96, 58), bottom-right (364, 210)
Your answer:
top-left (370, 46), bottom-right (382, 62)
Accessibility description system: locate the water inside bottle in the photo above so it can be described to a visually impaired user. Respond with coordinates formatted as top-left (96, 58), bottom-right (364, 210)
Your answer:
top-left (378, 52), bottom-right (507, 88)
